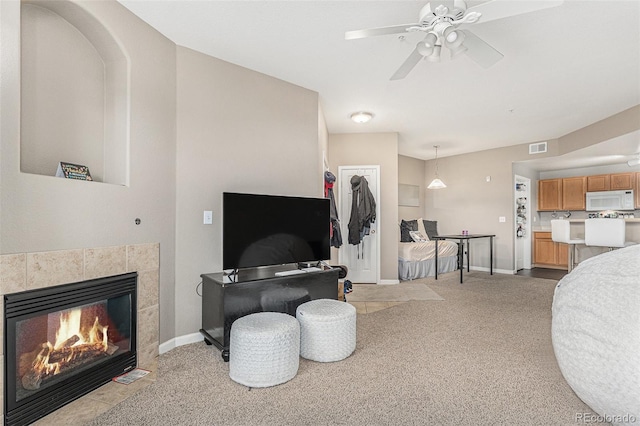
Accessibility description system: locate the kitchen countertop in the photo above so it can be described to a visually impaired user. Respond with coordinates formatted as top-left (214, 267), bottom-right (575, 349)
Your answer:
top-left (533, 218), bottom-right (640, 232)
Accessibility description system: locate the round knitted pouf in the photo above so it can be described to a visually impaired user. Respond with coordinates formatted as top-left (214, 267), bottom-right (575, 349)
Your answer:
top-left (229, 312), bottom-right (300, 388)
top-left (296, 299), bottom-right (356, 362)
top-left (552, 245), bottom-right (640, 424)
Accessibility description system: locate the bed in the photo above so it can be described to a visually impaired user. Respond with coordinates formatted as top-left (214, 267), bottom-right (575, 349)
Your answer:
top-left (398, 218), bottom-right (459, 281)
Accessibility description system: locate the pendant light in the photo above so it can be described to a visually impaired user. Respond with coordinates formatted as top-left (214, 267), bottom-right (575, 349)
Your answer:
top-left (427, 145), bottom-right (447, 189)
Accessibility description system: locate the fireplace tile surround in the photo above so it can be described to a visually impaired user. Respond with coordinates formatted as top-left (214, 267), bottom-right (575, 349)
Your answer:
top-left (0, 243), bottom-right (160, 424)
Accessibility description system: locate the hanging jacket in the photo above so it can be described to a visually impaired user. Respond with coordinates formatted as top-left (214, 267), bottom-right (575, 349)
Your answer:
top-left (324, 171), bottom-right (342, 248)
top-left (347, 175), bottom-right (376, 245)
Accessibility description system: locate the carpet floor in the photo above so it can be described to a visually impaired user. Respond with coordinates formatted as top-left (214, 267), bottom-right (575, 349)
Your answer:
top-left (87, 271), bottom-right (597, 426)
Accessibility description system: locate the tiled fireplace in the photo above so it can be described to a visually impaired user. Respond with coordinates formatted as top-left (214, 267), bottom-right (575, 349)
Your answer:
top-left (0, 244), bottom-right (159, 425)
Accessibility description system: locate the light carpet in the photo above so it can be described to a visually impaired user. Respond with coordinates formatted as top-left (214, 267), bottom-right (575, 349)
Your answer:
top-left (87, 272), bottom-right (598, 426)
top-left (347, 282), bottom-right (444, 302)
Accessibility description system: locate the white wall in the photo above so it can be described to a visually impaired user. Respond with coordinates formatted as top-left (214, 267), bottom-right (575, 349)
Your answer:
top-left (0, 0), bottom-right (178, 343)
top-left (174, 47), bottom-right (322, 337)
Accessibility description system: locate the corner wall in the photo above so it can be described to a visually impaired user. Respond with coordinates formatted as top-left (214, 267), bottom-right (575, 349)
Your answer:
top-left (174, 47), bottom-right (322, 338)
top-left (0, 0), bottom-right (177, 343)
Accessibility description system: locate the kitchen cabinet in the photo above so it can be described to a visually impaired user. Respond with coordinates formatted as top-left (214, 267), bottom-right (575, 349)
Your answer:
top-left (533, 232), bottom-right (567, 268)
top-left (562, 176), bottom-right (587, 210)
top-left (538, 179), bottom-right (562, 211)
top-left (610, 172), bottom-right (635, 190)
top-left (587, 174), bottom-right (610, 192)
top-left (538, 177), bottom-right (585, 211)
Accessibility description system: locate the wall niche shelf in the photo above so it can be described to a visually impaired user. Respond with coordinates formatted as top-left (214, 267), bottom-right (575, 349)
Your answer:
top-left (20, 0), bottom-right (130, 186)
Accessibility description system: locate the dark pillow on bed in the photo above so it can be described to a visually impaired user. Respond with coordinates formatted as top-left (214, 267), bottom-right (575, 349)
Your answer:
top-left (423, 220), bottom-right (439, 240)
top-left (400, 220), bottom-right (418, 242)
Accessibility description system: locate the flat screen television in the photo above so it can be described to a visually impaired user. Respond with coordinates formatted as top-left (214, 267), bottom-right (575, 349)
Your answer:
top-left (223, 192), bottom-right (330, 270)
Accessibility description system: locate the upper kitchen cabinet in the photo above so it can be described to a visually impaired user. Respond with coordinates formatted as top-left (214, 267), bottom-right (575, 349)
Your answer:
top-left (610, 172), bottom-right (635, 190)
top-left (562, 176), bottom-right (587, 210)
top-left (538, 178), bottom-right (562, 211)
top-left (587, 174), bottom-right (610, 192)
top-left (538, 177), bottom-right (586, 211)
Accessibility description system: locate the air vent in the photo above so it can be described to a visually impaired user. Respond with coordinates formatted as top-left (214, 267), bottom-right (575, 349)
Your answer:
top-left (529, 142), bottom-right (547, 154)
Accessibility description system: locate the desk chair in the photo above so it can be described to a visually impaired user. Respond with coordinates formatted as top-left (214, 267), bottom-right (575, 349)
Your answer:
top-left (551, 219), bottom-right (584, 272)
top-left (584, 218), bottom-right (636, 251)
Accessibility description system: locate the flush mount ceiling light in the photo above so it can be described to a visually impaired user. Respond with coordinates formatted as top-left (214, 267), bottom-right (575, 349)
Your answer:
top-left (427, 145), bottom-right (447, 189)
top-left (350, 111), bottom-right (374, 124)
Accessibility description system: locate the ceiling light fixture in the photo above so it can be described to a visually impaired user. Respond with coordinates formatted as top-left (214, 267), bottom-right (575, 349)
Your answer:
top-left (350, 111), bottom-right (373, 124)
top-left (427, 145), bottom-right (447, 189)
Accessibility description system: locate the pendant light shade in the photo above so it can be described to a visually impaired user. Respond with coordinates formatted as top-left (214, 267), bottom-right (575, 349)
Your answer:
top-left (427, 177), bottom-right (447, 189)
top-left (428, 145), bottom-right (446, 189)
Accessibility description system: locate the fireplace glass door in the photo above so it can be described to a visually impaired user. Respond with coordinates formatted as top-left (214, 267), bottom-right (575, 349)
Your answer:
top-left (4, 273), bottom-right (137, 426)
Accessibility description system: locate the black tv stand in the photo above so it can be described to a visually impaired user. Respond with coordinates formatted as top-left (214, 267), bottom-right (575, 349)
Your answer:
top-left (200, 265), bottom-right (339, 361)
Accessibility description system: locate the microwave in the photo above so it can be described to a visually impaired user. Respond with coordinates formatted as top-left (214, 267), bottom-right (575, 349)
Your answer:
top-left (586, 190), bottom-right (635, 211)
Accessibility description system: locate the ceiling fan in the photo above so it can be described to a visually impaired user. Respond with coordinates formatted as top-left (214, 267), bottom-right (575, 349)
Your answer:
top-left (345, 0), bottom-right (564, 80)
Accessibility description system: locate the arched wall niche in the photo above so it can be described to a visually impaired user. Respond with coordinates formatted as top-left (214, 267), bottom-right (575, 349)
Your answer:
top-left (20, 0), bottom-right (130, 185)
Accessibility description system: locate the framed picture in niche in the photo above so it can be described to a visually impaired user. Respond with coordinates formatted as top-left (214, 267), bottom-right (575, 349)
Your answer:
top-left (56, 162), bottom-right (93, 181)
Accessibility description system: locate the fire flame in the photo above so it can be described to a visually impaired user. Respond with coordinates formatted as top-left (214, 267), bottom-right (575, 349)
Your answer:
top-left (32, 308), bottom-right (109, 376)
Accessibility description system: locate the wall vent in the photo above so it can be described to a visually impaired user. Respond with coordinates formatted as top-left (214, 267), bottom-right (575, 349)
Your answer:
top-left (529, 142), bottom-right (547, 154)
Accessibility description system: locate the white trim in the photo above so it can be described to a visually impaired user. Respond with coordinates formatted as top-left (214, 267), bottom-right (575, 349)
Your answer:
top-left (469, 266), bottom-right (515, 275)
top-left (379, 279), bottom-right (400, 285)
top-left (159, 332), bottom-right (203, 354)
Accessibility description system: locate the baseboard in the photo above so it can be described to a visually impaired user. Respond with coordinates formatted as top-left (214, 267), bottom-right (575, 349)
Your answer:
top-left (379, 279), bottom-right (400, 285)
top-left (469, 266), bottom-right (514, 275)
top-left (159, 332), bottom-right (203, 355)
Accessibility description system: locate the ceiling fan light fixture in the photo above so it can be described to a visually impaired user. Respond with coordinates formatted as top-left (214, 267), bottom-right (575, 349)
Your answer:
top-left (426, 45), bottom-right (442, 62)
top-left (350, 111), bottom-right (374, 124)
top-left (443, 26), bottom-right (458, 43)
top-left (416, 41), bottom-right (434, 57)
top-left (417, 33), bottom-right (438, 57)
top-left (445, 28), bottom-right (465, 49)
top-left (449, 42), bottom-right (468, 59)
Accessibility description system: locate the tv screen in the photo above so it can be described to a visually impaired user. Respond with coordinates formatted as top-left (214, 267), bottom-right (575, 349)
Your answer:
top-left (223, 192), bottom-right (330, 270)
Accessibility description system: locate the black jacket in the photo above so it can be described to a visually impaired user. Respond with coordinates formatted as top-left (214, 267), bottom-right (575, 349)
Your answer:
top-left (347, 175), bottom-right (376, 245)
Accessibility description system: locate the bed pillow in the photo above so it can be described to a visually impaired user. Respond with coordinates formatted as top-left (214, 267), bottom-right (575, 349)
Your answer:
top-left (409, 230), bottom-right (428, 242)
top-left (416, 217), bottom-right (429, 240)
top-left (400, 220), bottom-right (418, 242)
top-left (423, 220), bottom-right (439, 240)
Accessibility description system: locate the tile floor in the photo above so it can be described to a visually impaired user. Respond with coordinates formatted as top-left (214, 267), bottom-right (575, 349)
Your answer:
top-left (32, 360), bottom-right (157, 425)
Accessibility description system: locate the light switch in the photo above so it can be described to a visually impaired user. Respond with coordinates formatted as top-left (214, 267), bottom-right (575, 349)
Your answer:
top-left (203, 210), bottom-right (213, 225)
top-left (499, 216), bottom-right (506, 223)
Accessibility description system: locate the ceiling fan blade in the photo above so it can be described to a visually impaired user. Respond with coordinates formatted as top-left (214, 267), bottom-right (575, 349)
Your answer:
top-left (390, 48), bottom-right (424, 80)
top-left (345, 23), bottom-right (418, 40)
top-left (467, 0), bottom-right (564, 25)
top-left (460, 30), bottom-right (503, 68)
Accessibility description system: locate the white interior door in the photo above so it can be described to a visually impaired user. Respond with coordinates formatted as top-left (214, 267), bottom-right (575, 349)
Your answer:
top-left (338, 166), bottom-right (380, 283)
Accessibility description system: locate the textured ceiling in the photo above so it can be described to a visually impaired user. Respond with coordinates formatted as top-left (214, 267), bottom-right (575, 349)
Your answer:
top-left (118, 0), bottom-right (640, 167)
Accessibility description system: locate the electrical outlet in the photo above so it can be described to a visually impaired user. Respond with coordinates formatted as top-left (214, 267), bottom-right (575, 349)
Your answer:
top-left (203, 210), bottom-right (213, 225)
top-left (499, 216), bottom-right (506, 223)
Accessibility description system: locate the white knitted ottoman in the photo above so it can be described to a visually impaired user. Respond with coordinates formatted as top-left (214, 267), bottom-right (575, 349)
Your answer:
top-left (229, 312), bottom-right (300, 387)
top-left (296, 299), bottom-right (356, 362)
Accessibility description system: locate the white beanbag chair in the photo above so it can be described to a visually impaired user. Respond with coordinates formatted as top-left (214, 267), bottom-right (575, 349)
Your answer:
top-left (552, 245), bottom-right (640, 425)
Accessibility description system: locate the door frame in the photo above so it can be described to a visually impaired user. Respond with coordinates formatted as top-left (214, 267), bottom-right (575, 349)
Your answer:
top-left (337, 165), bottom-right (381, 284)
top-left (514, 175), bottom-right (532, 271)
